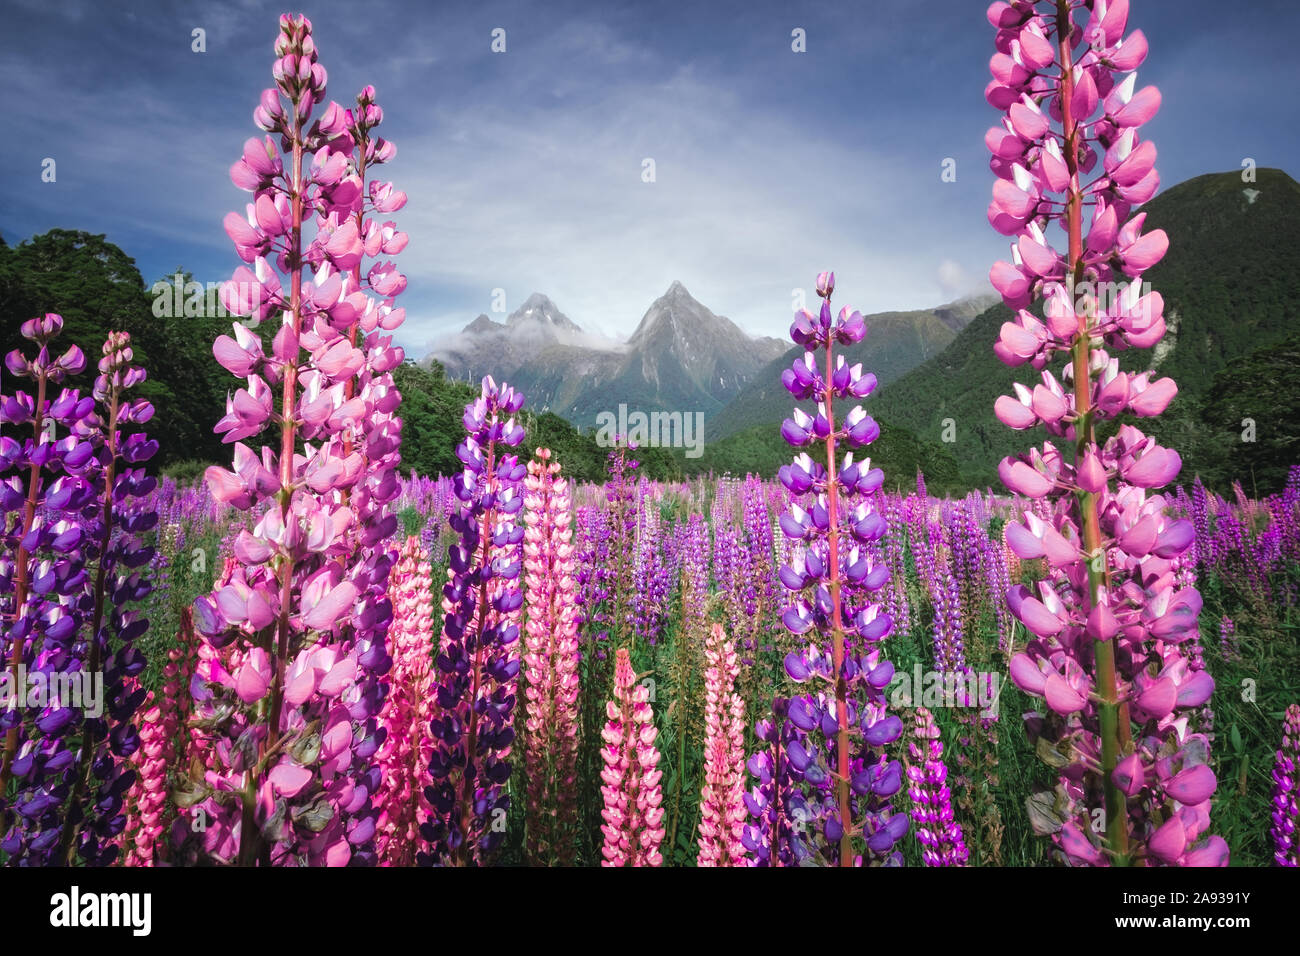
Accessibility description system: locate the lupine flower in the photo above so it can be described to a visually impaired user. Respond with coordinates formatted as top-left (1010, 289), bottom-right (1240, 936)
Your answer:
top-left (422, 376), bottom-right (526, 866)
top-left (1, 314), bottom-right (97, 863)
top-left (906, 707), bottom-right (969, 867)
top-left (697, 623), bottom-right (747, 866)
top-left (119, 610), bottom-right (196, 867)
top-left (742, 698), bottom-right (805, 866)
top-left (374, 536), bottom-right (435, 866)
top-left (1218, 616), bottom-right (1239, 662)
top-left (521, 448), bottom-right (581, 866)
top-left (930, 566), bottom-right (968, 673)
top-left (120, 692), bottom-right (169, 867)
top-left (988, 0), bottom-right (1225, 866)
top-left (188, 15), bottom-right (403, 866)
top-left (599, 648), bottom-right (664, 866)
top-left (1271, 704), bottom-right (1300, 867)
top-left (769, 272), bottom-right (907, 867)
top-left (0, 322), bottom-right (154, 865)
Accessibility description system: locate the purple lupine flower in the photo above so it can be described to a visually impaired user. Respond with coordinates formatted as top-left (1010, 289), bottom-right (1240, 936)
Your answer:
top-left (741, 698), bottom-right (807, 866)
top-left (770, 271), bottom-right (906, 867)
top-left (422, 377), bottom-right (526, 866)
top-left (981, 523), bottom-right (1013, 653)
top-left (873, 492), bottom-right (911, 638)
top-left (0, 322), bottom-right (153, 865)
top-left (1272, 704), bottom-right (1300, 867)
top-left (1218, 616), bottom-right (1239, 662)
top-left (907, 707), bottom-right (969, 867)
top-left (929, 566), bottom-right (967, 673)
top-left (1190, 477), bottom-right (1212, 567)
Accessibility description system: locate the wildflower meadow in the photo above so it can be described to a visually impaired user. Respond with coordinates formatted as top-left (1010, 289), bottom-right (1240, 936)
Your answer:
top-left (1, 0), bottom-right (1297, 929)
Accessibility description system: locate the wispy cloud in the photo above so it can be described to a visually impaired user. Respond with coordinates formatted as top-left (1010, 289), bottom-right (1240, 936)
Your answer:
top-left (1, 0), bottom-right (1296, 355)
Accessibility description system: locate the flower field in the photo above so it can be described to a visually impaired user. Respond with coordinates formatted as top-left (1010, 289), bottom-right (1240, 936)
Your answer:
top-left (2, 2), bottom-right (1298, 870)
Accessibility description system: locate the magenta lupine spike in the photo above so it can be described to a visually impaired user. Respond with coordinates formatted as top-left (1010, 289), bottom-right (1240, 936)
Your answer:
top-left (599, 647), bottom-right (665, 866)
top-left (906, 707), bottom-right (969, 867)
top-left (697, 623), bottom-right (747, 866)
top-left (521, 448), bottom-right (581, 865)
top-left (988, 0), bottom-right (1225, 867)
top-left (374, 536), bottom-right (435, 866)
top-left (190, 15), bottom-right (402, 866)
top-left (1271, 704), bottom-right (1300, 867)
top-left (772, 271), bottom-right (907, 867)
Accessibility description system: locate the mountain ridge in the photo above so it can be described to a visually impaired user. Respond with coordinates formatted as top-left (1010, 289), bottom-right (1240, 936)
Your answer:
top-left (424, 280), bottom-right (786, 426)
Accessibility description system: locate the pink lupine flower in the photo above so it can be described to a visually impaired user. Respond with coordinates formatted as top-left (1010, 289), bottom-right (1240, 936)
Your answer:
top-left (599, 648), bottom-right (665, 866)
top-left (186, 15), bottom-right (405, 866)
top-left (697, 623), bottom-right (748, 867)
top-left (374, 536), bottom-right (435, 866)
top-left (121, 694), bottom-right (169, 867)
top-left (521, 449), bottom-right (582, 866)
top-left (987, 0), bottom-right (1224, 867)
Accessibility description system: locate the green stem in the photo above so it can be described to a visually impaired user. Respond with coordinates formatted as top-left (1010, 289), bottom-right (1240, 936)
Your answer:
top-left (1058, 0), bottom-right (1130, 865)
top-left (0, 368), bottom-right (46, 809)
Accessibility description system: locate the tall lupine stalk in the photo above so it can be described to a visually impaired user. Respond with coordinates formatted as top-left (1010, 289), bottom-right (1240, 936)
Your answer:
top-left (906, 707), bottom-right (969, 867)
top-left (120, 609), bottom-right (196, 865)
top-left (987, 0), bottom-right (1225, 866)
top-left (60, 332), bottom-right (156, 865)
top-left (2, 318), bottom-right (151, 866)
top-left (423, 377), bottom-right (526, 866)
top-left (774, 271), bottom-right (907, 867)
top-left (598, 647), bottom-right (664, 866)
top-left (605, 441), bottom-right (639, 650)
top-left (2, 315), bottom-right (91, 861)
top-left (120, 691), bottom-right (168, 867)
top-left (697, 623), bottom-right (747, 866)
top-left (520, 448), bottom-right (581, 865)
top-left (329, 85), bottom-right (409, 865)
top-left (1271, 704), bottom-right (1300, 868)
top-left (374, 536), bottom-right (434, 866)
top-left (191, 15), bottom-right (404, 866)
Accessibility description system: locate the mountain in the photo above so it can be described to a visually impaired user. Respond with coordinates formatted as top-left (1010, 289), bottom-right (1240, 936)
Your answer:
top-left (867, 168), bottom-right (1300, 488)
top-left (432, 292), bottom-right (601, 378)
top-left (424, 281), bottom-right (787, 428)
top-left (705, 295), bottom-right (994, 441)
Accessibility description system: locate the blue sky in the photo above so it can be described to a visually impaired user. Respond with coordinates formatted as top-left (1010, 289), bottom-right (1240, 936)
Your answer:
top-left (1, 0), bottom-right (1296, 356)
